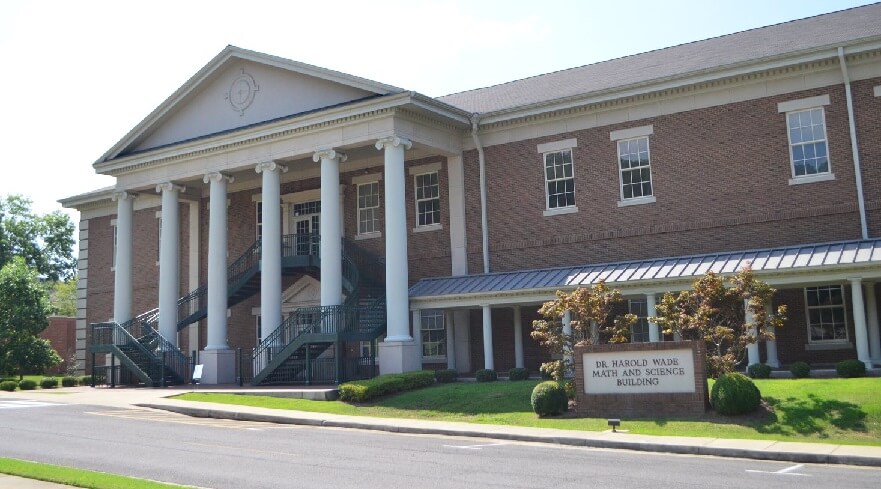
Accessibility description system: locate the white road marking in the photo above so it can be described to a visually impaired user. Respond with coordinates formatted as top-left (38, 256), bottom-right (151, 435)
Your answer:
top-left (443, 443), bottom-right (507, 450)
top-left (746, 464), bottom-right (811, 476)
top-left (0, 400), bottom-right (60, 409)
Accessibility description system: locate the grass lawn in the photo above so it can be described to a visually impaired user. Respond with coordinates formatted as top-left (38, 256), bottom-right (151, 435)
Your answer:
top-left (175, 377), bottom-right (881, 446)
top-left (0, 457), bottom-right (192, 488)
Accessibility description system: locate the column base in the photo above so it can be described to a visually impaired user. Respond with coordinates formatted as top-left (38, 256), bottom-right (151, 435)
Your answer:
top-left (199, 349), bottom-right (237, 384)
top-left (378, 340), bottom-right (421, 375)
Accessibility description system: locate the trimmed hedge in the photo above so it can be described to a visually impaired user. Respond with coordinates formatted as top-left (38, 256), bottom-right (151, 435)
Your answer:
top-left (339, 370), bottom-right (435, 403)
top-left (62, 377), bottom-right (78, 387)
top-left (711, 372), bottom-right (761, 415)
top-left (531, 381), bottom-right (568, 417)
top-left (508, 368), bottom-right (529, 381)
top-left (0, 381), bottom-right (17, 392)
top-left (747, 363), bottom-right (772, 379)
top-left (475, 369), bottom-right (497, 382)
top-left (435, 369), bottom-right (458, 384)
top-left (836, 359), bottom-right (867, 378)
top-left (18, 379), bottom-right (37, 390)
top-left (79, 375), bottom-right (93, 386)
top-left (40, 378), bottom-right (58, 389)
top-left (790, 361), bottom-right (810, 378)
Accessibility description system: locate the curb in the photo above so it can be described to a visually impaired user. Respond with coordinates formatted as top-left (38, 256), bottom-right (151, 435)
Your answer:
top-left (136, 404), bottom-right (881, 467)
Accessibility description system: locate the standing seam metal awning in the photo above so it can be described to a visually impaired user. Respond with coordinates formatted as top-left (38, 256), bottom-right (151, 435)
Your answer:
top-left (409, 239), bottom-right (881, 299)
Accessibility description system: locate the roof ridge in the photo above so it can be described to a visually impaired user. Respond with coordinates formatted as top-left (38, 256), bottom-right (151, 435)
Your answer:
top-left (436, 2), bottom-right (880, 102)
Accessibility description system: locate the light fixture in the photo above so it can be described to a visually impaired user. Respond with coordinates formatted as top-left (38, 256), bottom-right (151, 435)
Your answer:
top-left (608, 418), bottom-right (621, 432)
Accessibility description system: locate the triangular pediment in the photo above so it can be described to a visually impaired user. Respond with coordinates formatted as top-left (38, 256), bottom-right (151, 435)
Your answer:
top-left (281, 275), bottom-right (321, 310)
top-left (99, 46), bottom-right (402, 163)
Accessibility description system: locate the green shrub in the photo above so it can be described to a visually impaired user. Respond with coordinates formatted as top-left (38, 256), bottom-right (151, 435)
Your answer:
top-left (531, 381), bottom-right (568, 417)
top-left (338, 370), bottom-right (435, 403)
top-left (836, 359), bottom-right (867, 378)
top-left (61, 376), bottom-right (78, 387)
top-left (40, 377), bottom-right (58, 389)
top-left (18, 379), bottom-right (37, 390)
top-left (563, 379), bottom-right (576, 400)
top-left (508, 368), bottom-right (529, 381)
top-left (435, 369), bottom-right (458, 384)
top-left (790, 361), bottom-right (810, 378)
top-left (79, 375), bottom-right (93, 386)
top-left (711, 372), bottom-right (761, 415)
top-left (475, 369), bottom-right (497, 382)
top-left (747, 363), bottom-right (772, 379)
top-left (0, 381), bottom-right (17, 392)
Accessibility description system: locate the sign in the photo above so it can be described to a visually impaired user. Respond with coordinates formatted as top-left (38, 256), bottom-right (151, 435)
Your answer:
top-left (582, 348), bottom-right (695, 394)
top-left (192, 364), bottom-right (203, 383)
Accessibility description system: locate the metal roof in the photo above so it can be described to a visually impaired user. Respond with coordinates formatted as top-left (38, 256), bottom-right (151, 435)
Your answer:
top-left (437, 4), bottom-right (881, 114)
top-left (409, 239), bottom-right (881, 298)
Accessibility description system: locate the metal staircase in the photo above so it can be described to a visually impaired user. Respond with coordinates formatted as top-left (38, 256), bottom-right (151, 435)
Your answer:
top-left (89, 231), bottom-right (385, 387)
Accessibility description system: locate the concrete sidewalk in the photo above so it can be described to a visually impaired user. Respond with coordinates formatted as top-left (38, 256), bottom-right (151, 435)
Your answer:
top-left (3, 385), bottom-right (881, 470)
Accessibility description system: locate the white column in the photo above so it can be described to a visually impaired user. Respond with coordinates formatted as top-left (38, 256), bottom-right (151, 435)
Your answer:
top-left (482, 305), bottom-right (494, 370)
top-left (156, 183), bottom-right (184, 345)
top-left (563, 311), bottom-right (574, 372)
top-left (865, 282), bottom-right (881, 364)
top-left (513, 306), bottom-right (524, 369)
top-left (849, 278), bottom-right (872, 369)
top-left (314, 149), bottom-right (345, 307)
top-left (377, 136), bottom-right (413, 341)
top-left (445, 310), bottom-right (456, 370)
top-left (646, 293), bottom-right (660, 342)
top-left (765, 303), bottom-right (780, 368)
top-left (256, 162), bottom-right (287, 340)
top-left (376, 137), bottom-right (418, 375)
top-left (744, 299), bottom-right (760, 369)
top-left (112, 191), bottom-right (135, 323)
top-left (204, 173), bottom-right (233, 350)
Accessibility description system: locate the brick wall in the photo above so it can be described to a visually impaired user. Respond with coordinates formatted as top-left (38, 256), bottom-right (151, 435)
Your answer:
top-left (468, 306), bottom-right (551, 374)
top-left (464, 82), bottom-right (879, 273)
top-left (853, 78), bottom-right (881, 237)
top-left (40, 316), bottom-right (76, 374)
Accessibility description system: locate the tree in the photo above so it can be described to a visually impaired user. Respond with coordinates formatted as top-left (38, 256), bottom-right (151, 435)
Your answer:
top-left (531, 282), bottom-right (637, 381)
top-left (48, 276), bottom-right (77, 317)
top-left (0, 257), bottom-right (60, 378)
top-left (0, 195), bottom-right (76, 282)
top-left (651, 266), bottom-right (786, 378)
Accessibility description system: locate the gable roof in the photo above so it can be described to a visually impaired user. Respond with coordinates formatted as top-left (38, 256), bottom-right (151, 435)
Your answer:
top-left (409, 239), bottom-right (881, 299)
top-left (438, 3), bottom-right (881, 114)
top-left (96, 45), bottom-right (404, 166)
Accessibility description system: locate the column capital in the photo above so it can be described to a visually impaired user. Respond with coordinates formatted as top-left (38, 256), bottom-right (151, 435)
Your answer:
top-left (111, 191), bottom-right (137, 202)
top-left (203, 172), bottom-right (235, 184)
top-left (255, 161), bottom-right (288, 174)
top-left (155, 182), bottom-right (186, 194)
top-left (848, 277), bottom-right (864, 285)
top-left (312, 149), bottom-right (348, 163)
top-left (375, 136), bottom-right (412, 151)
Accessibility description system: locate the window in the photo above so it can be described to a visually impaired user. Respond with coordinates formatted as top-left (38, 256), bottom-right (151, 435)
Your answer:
top-left (421, 310), bottom-right (446, 358)
top-left (255, 315), bottom-right (262, 343)
top-left (544, 149), bottom-right (575, 209)
top-left (415, 172), bottom-right (440, 227)
top-left (255, 202), bottom-right (262, 240)
top-left (805, 285), bottom-right (848, 342)
top-left (628, 299), bottom-right (650, 343)
top-left (618, 137), bottom-right (653, 201)
top-left (156, 215), bottom-right (162, 265)
top-left (111, 222), bottom-right (117, 270)
top-left (787, 108), bottom-right (830, 179)
top-left (357, 182), bottom-right (381, 235)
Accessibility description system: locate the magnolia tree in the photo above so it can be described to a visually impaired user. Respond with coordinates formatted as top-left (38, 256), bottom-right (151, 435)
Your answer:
top-left (651, 266), bottom-right (786, 378)
top-left (531, 282), bottom-right (637, 381)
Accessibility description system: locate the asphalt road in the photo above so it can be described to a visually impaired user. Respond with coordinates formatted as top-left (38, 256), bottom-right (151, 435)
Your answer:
top-left (1, 400), bottom-right (879, 489)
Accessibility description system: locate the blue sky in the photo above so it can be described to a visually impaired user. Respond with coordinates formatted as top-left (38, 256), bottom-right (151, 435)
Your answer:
top-left (0, 0), bottom-right (874, 223)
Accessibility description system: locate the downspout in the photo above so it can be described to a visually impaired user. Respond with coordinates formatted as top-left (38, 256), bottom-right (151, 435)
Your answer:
top-left (471, 114), bottom-right (490, 273)
top-left (838, 46), bottom-right (869, 240)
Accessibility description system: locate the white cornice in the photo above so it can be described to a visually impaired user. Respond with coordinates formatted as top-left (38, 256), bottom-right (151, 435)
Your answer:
top-left (96, 45), bottom-right (405, 166)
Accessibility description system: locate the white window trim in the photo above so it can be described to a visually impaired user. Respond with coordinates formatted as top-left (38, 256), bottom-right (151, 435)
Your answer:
top-left (777, 94), bottom-right (830, 113)
top-left (421, 310), bottom-right (447, 361)
top-left (609, 124), bottom-right (653, 141)
top-left (356, 181), bottom-right (381, 237)
top-left (413, 171), bottom-right (441, 229)
top-left (615, 135), bottom-right (656, 206)
top-left (874, 85), bottom-right (881, 97)
top-left (542, 148), bottom-right (577, 213)
top-left (803, 285), bottom-right (850, 345)
top-left (536, 138), bottom-right (577, 154)
top-left (408, 162), bottom-right (442, 176)
top-left (352, 173), bottom-right (383, 185)
top-left (785, 106), bottom-right (834, 184)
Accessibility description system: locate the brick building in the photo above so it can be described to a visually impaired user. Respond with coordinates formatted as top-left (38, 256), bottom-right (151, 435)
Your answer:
top-left (62, 5), bottom-right (881, 384)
